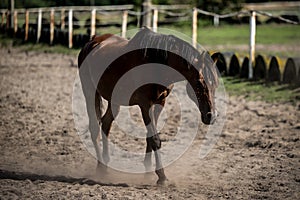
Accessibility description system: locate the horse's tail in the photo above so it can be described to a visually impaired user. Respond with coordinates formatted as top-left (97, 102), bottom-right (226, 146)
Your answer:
top-left (77, 38), bottom-right (99, 68)
top-left (77, 34), bottom-right (114, 68)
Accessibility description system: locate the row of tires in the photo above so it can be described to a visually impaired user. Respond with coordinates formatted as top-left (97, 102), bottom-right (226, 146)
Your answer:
top-left (211, 52), bottom-right (300, 85)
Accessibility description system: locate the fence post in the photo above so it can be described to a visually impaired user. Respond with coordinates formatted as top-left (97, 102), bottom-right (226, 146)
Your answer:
top-left (152, 8), bottom-right (158, 32)
top-left (142, 0), bottom-right (152, 27)
top-left (6, 11), bottom-right (10, 30)
top-left (37, 9), bottom-right (42, 43)
top-left (192, 8), bottom-right (198, 48)
top-left (68, 9), bottom-right (73, 48)
top-left (60, 9), bottom-right (65, 30)
top-left (9, 0), bottom-right (14, 29)
top-left (50, 9), bottom-right (54, 45)
top-left (1, 11), bottom-right (5, 27)
top-left (13, 10), bottom-right (17, 35)
top-left (90, 9), bottom-right (96, 38)
top-left (24, 10), bottom-right (29, 41)
top-left (248, 11), bottom-right (256, 79)
top-left (213, 15), bottom-right (219, 26)
top-left (121, 10), bottom-right (128, 38)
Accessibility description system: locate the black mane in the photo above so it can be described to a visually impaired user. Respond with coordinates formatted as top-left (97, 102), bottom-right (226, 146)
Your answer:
top-left (129, 27), bottom-right (200, 66)
top-left (129, 27), bottom-right (219, 88)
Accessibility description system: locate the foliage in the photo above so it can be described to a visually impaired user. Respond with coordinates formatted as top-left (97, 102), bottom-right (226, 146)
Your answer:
top-left (196, 0), bottom-right (244, 14)
top-left (2, 0), bottom-right (299, 10)
top-left (0, 0), bottom-right (143, 8)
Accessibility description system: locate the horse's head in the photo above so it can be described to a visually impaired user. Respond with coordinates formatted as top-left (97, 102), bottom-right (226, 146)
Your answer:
top-left (186, 77), bottom-right (216, 125)
top-left (131, 28), bottom-right (219, 124)
top-left (186, 54), bottom-right (219, 125)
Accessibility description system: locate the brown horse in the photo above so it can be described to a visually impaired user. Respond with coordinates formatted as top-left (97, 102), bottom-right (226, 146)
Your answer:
top-left (77, 27), bottom-right (219, 185)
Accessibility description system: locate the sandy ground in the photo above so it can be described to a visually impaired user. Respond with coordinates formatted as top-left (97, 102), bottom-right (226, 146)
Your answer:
top-left (0, 47), bottom-right (299, 199)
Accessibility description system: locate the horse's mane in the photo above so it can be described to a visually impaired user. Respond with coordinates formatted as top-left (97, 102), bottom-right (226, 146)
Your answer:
top-left (129, 27), bottom-right (219, 88)
top-left (129, 27), bottom-right (197, 66)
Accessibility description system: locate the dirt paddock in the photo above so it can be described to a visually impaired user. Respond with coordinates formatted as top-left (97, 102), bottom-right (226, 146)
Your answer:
top-left (0, 47), bottom-right (299, 199)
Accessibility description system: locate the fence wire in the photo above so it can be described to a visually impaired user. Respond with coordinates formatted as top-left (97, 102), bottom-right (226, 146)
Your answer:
top-left (195, 8), bottom-right (299, 24)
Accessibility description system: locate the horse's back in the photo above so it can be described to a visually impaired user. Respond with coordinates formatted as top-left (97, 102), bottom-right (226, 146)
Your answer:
top-left (78, 34), bottom-right (128, 68)
top-left (92, 35), bottom-right (128, 56)
top-left (78, 34), bottom-right (111, 68)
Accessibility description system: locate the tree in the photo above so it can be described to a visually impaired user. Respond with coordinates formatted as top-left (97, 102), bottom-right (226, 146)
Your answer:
top-left (197, 0), bottom-right (245, 14)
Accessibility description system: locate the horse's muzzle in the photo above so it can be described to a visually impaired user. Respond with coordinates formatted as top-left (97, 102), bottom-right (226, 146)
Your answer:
top-left (202, 112), bottom-right (217, 125)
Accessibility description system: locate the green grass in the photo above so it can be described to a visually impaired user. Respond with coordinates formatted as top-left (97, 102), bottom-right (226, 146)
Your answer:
top-left (199, 24), bottom-right (300, 45)
top-left (160, 23), bottom-right (300, 57)
top-left (0, 34), bottom-right (80, 55)
top-left (160, 23), bottom-right (300, 46)
top-left (256, 24), bottom-right (300, 44)
top-left (223, 77), bottom-right (299, 104)
top-left (21, 42), bottom-right (80, 55)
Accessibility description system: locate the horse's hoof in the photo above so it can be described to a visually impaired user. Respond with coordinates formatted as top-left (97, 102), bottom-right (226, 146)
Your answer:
top-left (156, 177), bottom-right (168, 185)
top-left (96, 162), bottom-right (109, 178)
top-left (97, 161), bottom-right (108, 171)
top-left (144, 166), bottom-right (152, 173)
top-left (102, 154), bottom-right (110, 164)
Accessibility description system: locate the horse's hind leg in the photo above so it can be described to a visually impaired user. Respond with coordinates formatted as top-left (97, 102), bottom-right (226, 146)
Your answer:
top-left (83, 92), bottom-right (102, 165)
top-left (93, 92), bottom-right (102, 165)
top-left (101, 102), bottom-right (120, 164)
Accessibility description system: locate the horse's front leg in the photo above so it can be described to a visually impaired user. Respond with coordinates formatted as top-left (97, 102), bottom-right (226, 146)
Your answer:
top-left (144, 102), bottom-right (165, 172)
top-left (141, 104), bottom-right (167, 185)
top-left (144, 138), bottom-right (153, 172)
top-left (101, 103), bottom-right (120, 164)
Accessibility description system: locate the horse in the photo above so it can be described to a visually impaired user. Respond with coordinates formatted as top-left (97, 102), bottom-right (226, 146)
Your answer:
top-left (77, 27), bottom-right (219, 185)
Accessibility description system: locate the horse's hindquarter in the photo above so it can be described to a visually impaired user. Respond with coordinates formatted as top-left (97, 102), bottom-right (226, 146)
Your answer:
top-left (83, 36), bottom-right (128, 98)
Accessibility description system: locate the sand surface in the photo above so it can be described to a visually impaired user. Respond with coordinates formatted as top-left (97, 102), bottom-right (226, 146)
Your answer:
top-left (0, 47), bottom-right (299, 199)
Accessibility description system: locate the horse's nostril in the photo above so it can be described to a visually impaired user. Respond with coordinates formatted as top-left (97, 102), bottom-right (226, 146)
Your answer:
top-left (206, 112), bottom-right (212, 119)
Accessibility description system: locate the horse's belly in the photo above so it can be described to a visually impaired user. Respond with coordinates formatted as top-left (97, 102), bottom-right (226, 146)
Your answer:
top-left (99, 80), bottom-right (143, 106)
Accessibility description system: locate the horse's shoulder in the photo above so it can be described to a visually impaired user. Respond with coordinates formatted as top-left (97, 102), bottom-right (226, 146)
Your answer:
top-left (100, 34), bottom-right (128, 46)
top-left (92, 35), bottom-right (128, 55)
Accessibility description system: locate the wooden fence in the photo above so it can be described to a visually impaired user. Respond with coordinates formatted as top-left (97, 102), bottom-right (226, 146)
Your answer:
top-left (0, 5), bottom-right (133, 48)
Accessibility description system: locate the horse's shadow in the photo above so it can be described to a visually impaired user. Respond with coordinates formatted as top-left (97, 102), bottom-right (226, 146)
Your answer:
top-left (94, 163), bottom-right (157, 185)
top-left (0, 168), bottom-right (129, 187)
top-left (0, 166), bottom-right (161, 187)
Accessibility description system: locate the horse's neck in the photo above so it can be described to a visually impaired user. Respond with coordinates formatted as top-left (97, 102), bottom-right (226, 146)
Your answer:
top-left (167, 54), bottom-right (200, 84)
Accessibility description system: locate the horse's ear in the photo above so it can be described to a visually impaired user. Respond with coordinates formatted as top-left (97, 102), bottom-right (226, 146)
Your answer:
top-left (91, 35), bottom-right (97, 40)
top-left (157, 85), bottom-right (174, 101)
top-left (141, 26), bottom-right (151, 32)
top-left (211, 52), bottom-right (221, 63)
